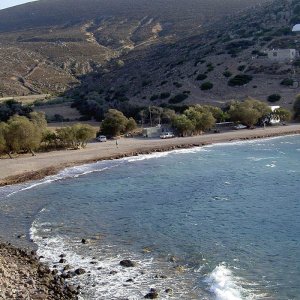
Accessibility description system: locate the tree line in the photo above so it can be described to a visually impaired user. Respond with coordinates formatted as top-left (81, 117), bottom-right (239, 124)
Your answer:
top-left (99, 99), bottom-right (292, 137)
top-left (0, 112), bottom-right (96, 158)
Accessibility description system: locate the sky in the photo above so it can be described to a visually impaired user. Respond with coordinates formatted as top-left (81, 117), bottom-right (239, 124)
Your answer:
top-left (0, 0), bottom-right (39, 10)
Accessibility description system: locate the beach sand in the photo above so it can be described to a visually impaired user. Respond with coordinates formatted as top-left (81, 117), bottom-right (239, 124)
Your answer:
top-left (1, 124), bottom-right (300, 186)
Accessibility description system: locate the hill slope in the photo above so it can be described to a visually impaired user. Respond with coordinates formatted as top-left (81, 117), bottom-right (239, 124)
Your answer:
top-left (0, 0), bottom-right (266, 96)
top-left (71, 0), bottom-right (300, 111)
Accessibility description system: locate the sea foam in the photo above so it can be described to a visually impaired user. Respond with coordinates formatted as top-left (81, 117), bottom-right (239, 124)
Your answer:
top-left (205, 264), bottom-right (257, 300)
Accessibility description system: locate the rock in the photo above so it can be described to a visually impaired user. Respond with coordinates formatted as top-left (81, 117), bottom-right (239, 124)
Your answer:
top-left (144, 288), bottom-right (159, 299)
top-left (63, 264), bottom-right (71, 271)
top-left (126, 278), bottom-right (134, 282)
top-left (142, 247), bottom-right (152, 254)
top-left (74, 268), bottom-right (86, 275)
top-left (169, 256), bottom-right (177, 263)
top-left (120, 260), bottom-right (137, 267)
top-left (165, 288), bottom-right (173, 294)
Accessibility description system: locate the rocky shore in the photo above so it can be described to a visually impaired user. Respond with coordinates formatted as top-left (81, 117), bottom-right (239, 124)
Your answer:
top-left (0, 242), bottom-right (79, 300)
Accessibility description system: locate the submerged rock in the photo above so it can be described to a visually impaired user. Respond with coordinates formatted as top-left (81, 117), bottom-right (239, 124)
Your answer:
top-left (144, 288), bottom-right (159, 299)
top-left (74, 268), bottom-right (86, 275)
top-left (120, 260), bottom-right (137, 267)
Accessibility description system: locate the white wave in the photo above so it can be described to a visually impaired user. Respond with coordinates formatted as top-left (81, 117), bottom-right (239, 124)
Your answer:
top-left (124, 147), bottom-right (208, 162)
top-left (246, 156), bottom-right (278, 162)
top-left (2, 164), bottom-right (118, 198)
top-left (265, 164), bottom-right (276, 168)
top-left (205, 264), bottom-right (257, 300)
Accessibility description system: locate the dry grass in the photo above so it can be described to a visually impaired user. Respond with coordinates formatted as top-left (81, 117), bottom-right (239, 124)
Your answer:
top-left (35, 103), bottom-right (82, 120)
top-left (0, 94), bottom-right (50, 104)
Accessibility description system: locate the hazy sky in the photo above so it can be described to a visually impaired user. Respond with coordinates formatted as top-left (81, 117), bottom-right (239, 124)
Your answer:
top-left (0, 0), bottom-right (39, 10)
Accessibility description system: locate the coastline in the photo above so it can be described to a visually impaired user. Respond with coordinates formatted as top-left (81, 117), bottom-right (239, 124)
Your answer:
top-left (1, 124), bottom-right (300, 187)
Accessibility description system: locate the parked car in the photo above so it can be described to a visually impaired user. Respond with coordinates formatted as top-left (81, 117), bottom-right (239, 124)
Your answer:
top-left (97, 135), bottom-right (107, 142)
top-left (233, 124), bottom-right (247, 130)
top-left (160, 132), bottom-right (175, 139)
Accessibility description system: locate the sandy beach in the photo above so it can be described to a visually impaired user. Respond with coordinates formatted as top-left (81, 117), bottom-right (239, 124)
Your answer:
top-left (1, 124), bottom-right (300, 186)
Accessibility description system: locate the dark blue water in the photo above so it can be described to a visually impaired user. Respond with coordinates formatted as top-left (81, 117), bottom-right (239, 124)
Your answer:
top-left (1, 135), bottom-right (300, 300)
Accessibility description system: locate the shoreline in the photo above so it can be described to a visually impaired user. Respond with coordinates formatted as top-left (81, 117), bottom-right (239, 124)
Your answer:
top-left (0, 242), bottom-right (79, 299)
top-left (1, 125), bottom-right (300, 187)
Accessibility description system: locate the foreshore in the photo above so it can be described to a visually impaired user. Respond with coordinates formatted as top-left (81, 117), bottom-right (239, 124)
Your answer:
top-left (0, 242), bottom-right (79, 299)
top-left (1, 124), bottom-right (300, 187)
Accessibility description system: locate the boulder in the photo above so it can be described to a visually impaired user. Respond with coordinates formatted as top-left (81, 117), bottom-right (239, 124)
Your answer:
top-left (120, 260), bottom-right (137, 267)
top-left (74, 268), bottom-right (86, 275)
top-left (144, 288), bottom-right (159, 299)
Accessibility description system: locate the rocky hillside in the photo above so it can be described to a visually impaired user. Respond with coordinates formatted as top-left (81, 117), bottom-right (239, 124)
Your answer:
top-left (0, 0), bottom-right (266, 96)
top-left (72, 0), bottom-right (300, 112)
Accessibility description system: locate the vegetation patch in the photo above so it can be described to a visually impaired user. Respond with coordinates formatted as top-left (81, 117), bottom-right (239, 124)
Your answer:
top-left (280, 78), bottom-right (294, 86)
top-left (267, 94), bottom-right (281, 103)
top-left (200, 82), bottom-right (214, 90)
top-left (168, 94), bottom-right (188, 104)
top-left (228, 74), bottom-right (253, 86)
top-left (196, 74), bottom-right (207, 81)
top-left (160, 92), bottom-right (171, 99)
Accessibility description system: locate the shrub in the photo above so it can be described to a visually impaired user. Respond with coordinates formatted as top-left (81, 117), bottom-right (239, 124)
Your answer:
top-left (267, 94), bottom-right (281, 103)
top-left (168, 94), bottom-right (188, 104)
top-left (280, 78), bottom-right (294, 86)
top-left (160, 92), bottom-right (171, 99)
top-left (196, 74), bottom-right (207, 81)
top-left (150, 94), bottom-right (159, 101)
top-left (200, 82), bottom-right (214, 90)
top-left (238, 65), bottom-right (246, 71)
top-left (173, 82), bottom-right (183, 88)
top-left (228, 74), bottom-right (253, 86)
top-left (223, 71), bottom-right (232, 78)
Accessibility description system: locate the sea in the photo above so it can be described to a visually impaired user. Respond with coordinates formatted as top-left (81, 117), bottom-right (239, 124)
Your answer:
top-left (0, 135), bottom-right (299, 300)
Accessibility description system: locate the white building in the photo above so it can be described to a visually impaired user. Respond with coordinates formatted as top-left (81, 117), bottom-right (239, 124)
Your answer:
top-left (267, 49), bottom-right (297, 62)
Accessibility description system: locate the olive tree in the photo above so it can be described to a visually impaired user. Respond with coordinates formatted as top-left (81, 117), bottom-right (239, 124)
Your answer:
top-left (228, 99), bottom-right (271, 126)
top-left (101, 109), bottom-right (136, 137)
top-left (5, 115), bottom-right (42, 156)
top-left (184, 105), bottom-right (216, 133)
top-left (172, 115), bottom-right (195, 136)
top-left (273, 108), bottom-right (292, 122)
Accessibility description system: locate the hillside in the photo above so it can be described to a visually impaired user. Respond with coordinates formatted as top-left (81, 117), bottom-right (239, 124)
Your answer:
top-left (0, 0), bottom-right (266, 97)
top-left (70, 0), bottom-right (300, 115)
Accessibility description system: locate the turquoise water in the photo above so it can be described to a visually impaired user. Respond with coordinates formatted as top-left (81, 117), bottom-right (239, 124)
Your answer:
top-left (1, 135), bottom-right (300, 299)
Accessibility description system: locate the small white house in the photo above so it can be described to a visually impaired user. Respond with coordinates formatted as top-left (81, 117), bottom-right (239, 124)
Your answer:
top-left (267, 49), bottom-right (297, 62)
top-left (142, 126), bottom-right (162, 138)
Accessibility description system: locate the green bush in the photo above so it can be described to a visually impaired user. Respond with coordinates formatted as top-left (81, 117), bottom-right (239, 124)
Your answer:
top-left (228, 74), bottom-right (253, 86)
top-left (196, 74), bottom-right (207, 81)
top-left (238, 65), bottom-right (246, 71)
top-left (200, 82), bottom-right (214, 90)
top-left (280, 78), bottom-right (294, 86)
top-left (223, 71), bottom-right (232, 78)
top-left (150, 94), bottom-right (159, 101)
top-left (173, 82), bottom-right (183, 88)
top-left (168, 94), bottom-right (188, 104)
top-left (267, 94), bottom-right (281, 103)
top-left (160, 92), bottom-right (171, 99)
